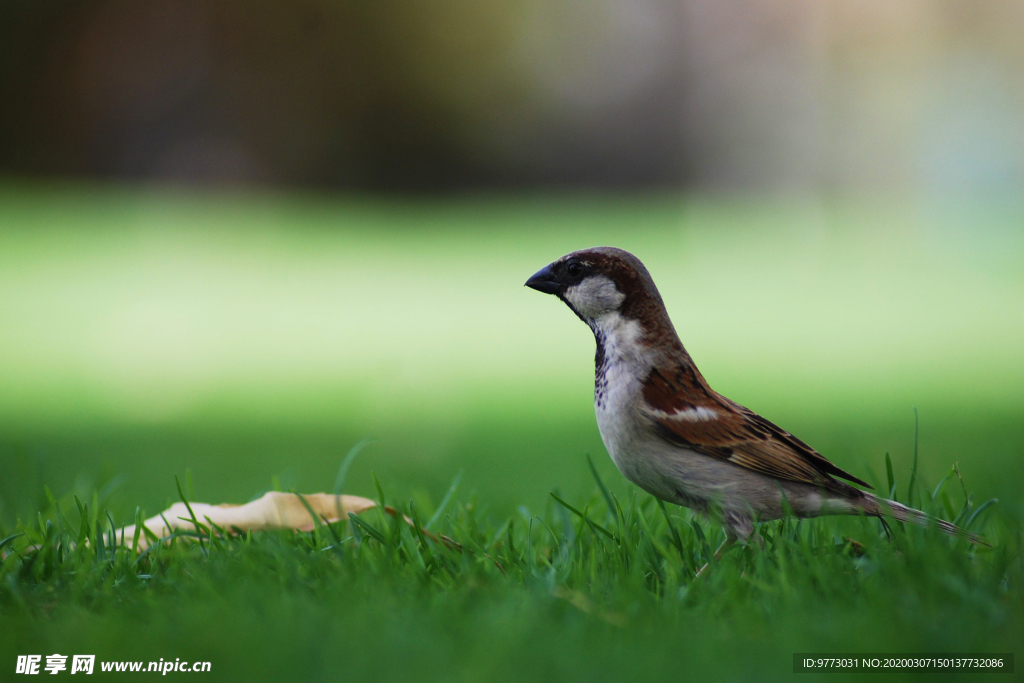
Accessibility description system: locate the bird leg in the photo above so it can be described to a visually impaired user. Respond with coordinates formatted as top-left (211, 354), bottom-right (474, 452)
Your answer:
top-left (694, 532), bottom-right (737, 578)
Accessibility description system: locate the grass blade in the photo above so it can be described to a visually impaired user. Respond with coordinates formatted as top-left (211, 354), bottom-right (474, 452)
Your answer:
top-left (964, 498), bottom-right (998, 530)
top-left (657, 499), bottom-right (684, 559)
top-left (334, 439), bottom-right (372, 495)
top-left (175, 475), bottom-right (206, 552)
top-left (885, 452), bottom-right (896, 500)
top-left (586, 454), bottom-right (617, 523)
top-left (348, 513), bottom-right (388, 545)
top-left (0, 532), bottom-right (24, 554)
top-left (550, 492), bottom-right (616, 540)
top-left (426, 471), bottom-right (462, 531)
top-left (908, 407), bottom-right (919, 506)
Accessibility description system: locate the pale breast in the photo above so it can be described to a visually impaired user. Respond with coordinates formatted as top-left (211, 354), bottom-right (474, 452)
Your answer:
top-left (590, 312), bottom-right (665, 496)
top-left (596, 390), bottom-right (689, 505)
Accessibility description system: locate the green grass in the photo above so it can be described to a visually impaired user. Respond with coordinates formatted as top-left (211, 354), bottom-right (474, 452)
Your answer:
top-left (1, 182), bottom-right (1022, 680)
top-left (1, 461), bottom-right (1018, 682)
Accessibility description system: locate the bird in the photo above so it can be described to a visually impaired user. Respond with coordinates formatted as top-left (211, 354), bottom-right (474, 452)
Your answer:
top-left (525, 246), bottom-right (986, 557)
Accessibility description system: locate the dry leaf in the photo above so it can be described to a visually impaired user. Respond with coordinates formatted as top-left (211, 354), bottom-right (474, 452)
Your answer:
top-left (116, 491), bottom-right (378, 550)
top-left (99, 490), bottom-right (493, 570)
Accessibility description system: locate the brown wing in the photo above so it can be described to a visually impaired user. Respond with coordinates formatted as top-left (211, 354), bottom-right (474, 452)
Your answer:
top-left (641, 365), bottom-right (871, 493)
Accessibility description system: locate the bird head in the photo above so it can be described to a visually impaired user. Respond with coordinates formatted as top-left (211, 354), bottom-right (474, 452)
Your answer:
top-left (525, 247), bottom-right (670, 330)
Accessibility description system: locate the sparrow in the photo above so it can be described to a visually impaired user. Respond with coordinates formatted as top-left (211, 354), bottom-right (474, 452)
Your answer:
top-left (526, 246), bottom-right (984, 551)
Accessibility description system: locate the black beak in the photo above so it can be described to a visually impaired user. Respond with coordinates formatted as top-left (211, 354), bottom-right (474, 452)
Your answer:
top-left (525, 263), bottom-right (561, 294)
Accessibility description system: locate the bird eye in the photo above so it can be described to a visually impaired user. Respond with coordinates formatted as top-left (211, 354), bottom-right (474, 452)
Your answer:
top-left (565, 260), bottom-right (583, 278)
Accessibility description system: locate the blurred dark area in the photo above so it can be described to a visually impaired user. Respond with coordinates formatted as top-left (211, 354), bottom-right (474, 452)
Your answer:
top-left (2, 0), bottom-right (1022, 193)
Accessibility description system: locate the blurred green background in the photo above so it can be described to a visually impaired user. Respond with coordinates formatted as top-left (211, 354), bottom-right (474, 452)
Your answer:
top-left (1, 0), bottom-right (1022, 530)
top-left (1, 185), bottom-right (1021, 529)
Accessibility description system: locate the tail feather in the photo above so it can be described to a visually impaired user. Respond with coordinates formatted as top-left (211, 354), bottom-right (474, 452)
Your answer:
top-left (864, 493), bottom-right (990, 547)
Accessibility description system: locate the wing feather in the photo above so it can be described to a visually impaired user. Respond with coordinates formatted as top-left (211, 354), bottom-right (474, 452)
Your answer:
top-left (642, 365), bottom-right (871, 493)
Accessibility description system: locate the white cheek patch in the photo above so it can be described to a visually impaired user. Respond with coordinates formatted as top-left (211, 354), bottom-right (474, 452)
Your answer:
top-left (563, 275), bottom-right (625, 319)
